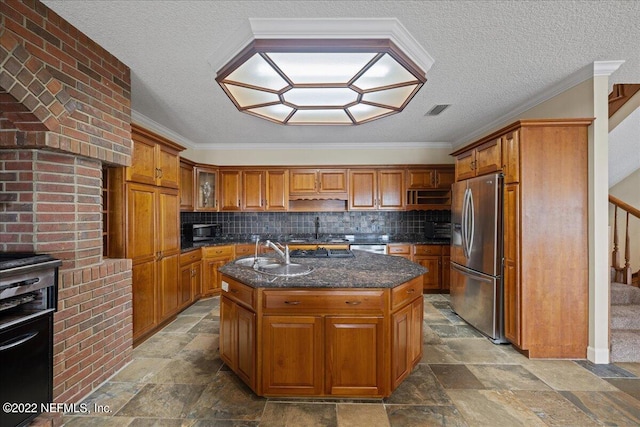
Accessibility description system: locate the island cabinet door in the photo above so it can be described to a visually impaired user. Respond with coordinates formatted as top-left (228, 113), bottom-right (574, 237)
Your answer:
top-left (391, 298), bottom-right (423, 390)
top-left (262, 316), bottom-right (324, 396)
top-left (220, 297), bottom-right (236, 369)
top-left (325, 316), bottom-right (385, 397)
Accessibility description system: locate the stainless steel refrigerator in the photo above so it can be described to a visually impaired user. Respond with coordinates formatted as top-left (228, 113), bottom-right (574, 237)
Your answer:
top-left (450, 173), bottom-right (507, 343)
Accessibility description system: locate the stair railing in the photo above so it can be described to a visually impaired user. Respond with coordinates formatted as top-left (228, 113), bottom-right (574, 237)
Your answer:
top-left (610, 195), bottom-right (640, 286)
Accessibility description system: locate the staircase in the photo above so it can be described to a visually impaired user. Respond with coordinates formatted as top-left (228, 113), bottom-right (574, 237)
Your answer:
top-left (610, 282), bottom-right (640, 362)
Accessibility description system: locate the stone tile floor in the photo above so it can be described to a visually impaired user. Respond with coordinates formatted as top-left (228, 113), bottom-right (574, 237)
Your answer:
top-left (63, 294), bottom-right (640, 426)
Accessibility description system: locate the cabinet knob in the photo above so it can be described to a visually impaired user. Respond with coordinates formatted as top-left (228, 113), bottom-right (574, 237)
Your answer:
top-left (284, 300), bottom-right (301, 305)
top-left (345, 300), bottom-right (362, 305)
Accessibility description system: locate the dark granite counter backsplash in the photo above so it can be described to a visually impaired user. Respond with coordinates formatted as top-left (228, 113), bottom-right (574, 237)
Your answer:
top-left (181, 210), bottom-right (450, 250)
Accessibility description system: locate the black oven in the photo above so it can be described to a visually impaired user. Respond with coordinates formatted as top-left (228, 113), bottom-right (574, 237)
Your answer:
top-left (0, 253), bottom-right (60, 427)
top-left (183, 223), bottom-right (221, 244)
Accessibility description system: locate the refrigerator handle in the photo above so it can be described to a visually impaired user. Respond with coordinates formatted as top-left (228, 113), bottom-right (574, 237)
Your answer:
top-left (461, 188), bottom-right (468, 258)
top-left (467, 187), bottom-right (475, 256)
top-left (451, 262), bottom-right (494, 283)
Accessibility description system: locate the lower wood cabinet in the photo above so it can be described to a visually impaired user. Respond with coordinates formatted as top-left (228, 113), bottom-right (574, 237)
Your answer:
top-left (262, 315), bottom-right (324, 396)
top-left (179, 250), bottom-right (202, 309)
top-left (220, 274), bottom-right (423, 398)
top-left (391, 296), bottom-right (423, 389)
top-left (221, 295), bottom-right (256, 389)
top-left (413, 245), bottom-right (450, 292)
top-left (202, 245), bottom-right (234, 296)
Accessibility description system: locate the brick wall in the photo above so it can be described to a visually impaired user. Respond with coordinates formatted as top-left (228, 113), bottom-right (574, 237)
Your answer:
top-left (1, 0), bottom-right (134, 405)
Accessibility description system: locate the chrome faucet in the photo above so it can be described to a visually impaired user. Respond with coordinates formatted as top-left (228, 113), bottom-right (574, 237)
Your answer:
top-left (264, 240), bottom-right (290, 264)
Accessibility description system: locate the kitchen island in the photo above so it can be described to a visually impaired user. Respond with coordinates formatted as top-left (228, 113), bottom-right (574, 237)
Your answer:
top-left (218, 250), bottom-right (426, 398)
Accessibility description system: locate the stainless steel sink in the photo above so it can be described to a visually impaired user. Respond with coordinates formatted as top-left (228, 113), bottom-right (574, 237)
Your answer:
top-left (254, 263), bottom-right (314, 277)
top-left (234, 256), bottom-right (279, 267)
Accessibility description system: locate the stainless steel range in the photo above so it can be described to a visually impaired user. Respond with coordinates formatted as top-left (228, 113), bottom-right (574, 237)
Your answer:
top-left (0, 253), bottom-right (61, 427)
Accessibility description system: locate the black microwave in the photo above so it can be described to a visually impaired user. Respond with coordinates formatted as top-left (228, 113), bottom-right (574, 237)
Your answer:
top-left (184, 223), bottom-right (221, 243)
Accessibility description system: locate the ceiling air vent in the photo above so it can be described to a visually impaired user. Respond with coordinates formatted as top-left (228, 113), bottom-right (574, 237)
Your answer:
top-left (425, 104), bottom-right (451, 116)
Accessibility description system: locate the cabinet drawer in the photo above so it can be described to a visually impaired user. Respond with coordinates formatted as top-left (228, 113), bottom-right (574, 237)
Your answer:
top-left (413, 245), bottom-right (442, 256)
top-left (221, 277), bottom-right (255, 309)
top-left (391, 277), bottom-right (423, 310)
top-left (387, 244), bottom-right (411, 255)
top-left (262, 290), bottom-right (385, 314)
top-left (235, 244), bottom-right (255, 257)
top-left (203, 245), bottom-right (234, 258)
top-left (180, 249), bottom-right (202, 265)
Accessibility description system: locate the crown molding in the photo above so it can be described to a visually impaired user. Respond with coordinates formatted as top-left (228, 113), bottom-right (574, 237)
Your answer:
top-left (195, 141), bottom-right (451, 151)
top-left (132, 110), bottom-right (450, 151)
top-left (131, 110), bottom-right (198, 149)
top-left (208, 18), bottom-right (434, 76)
top-left (452, 60), bottom-right (626, 148)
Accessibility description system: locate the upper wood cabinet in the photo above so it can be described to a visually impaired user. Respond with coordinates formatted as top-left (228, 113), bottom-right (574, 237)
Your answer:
top-left (266, 169), bottom-right (289, 211)
top-left (405, 166), bottom-right (454, 210)
top-left (406, 168), bottom-right (455, 189)
top-left (179, 159), bottom-right (195, 211)
top-left (241, 169), bottom-right (289, 211)
top-left (128, 125), bottom-right (182, 189)
top-left (454, 137), bottom-right (502, 181)
top-left (349, 169), bottom-right (404, 210)
top-left (220, 170), bottom-right (242, 211)
top-left (289, 169), bottom-right (348, 199)
top-left (242, 170), bottom-right (265, 211)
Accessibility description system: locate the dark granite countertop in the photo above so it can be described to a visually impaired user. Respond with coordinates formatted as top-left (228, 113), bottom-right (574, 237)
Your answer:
top-left (182, 234), bottom-right (449, 252)
top-left (218, 250), bottom-right (427, 289)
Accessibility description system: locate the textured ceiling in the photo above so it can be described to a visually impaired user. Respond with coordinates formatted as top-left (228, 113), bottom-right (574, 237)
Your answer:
top-left (42, 0), bottom-right (640, 154)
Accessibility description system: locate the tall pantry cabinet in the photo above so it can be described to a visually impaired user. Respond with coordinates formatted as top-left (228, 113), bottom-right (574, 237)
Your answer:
top-left (108, 124), bottom-right (184, 343)
top-left (451, 118), bottom-right (592, 359)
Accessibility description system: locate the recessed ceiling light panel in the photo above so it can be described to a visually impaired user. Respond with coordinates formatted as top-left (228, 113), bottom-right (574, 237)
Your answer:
top-left (214, 19), bottom-right (434, 125)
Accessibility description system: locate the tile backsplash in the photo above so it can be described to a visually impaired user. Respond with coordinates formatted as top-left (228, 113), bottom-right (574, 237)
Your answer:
top-left (181, 210), bottom-right (450, 238)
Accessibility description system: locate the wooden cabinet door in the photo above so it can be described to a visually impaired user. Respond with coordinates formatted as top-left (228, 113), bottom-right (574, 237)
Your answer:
top-left (503, 183), bottom-right (521, 345)
top-left (289, 169), bottom-right (318, 194)
top-left (391, 304), bottom-right (411, 389)
top-left (159, 253), bottom-right (180, 318)
top-left (392, 297), bottom-right (423, 390)
top-left (434, 168), bottom-right (455, 189)
top-left (266, 169), bottom-right (289, 211)
top-left (242, 170), bottom-right (265, 211)
top-left (127, 183), bottom-right (156, 261)
top-left (191, 261), bottom-right (202, 300)
top-left (441, 256), bottom-right (451, 291)
top-left (157, 144), bottom-right (180, 189)
top-left (179, 263), bottom-right (193, 309)
top-left (220, 296), bottom-right (236, 368)
top-left (318, 169), bottom-right (347, 194)
top-left (236, 304), bottom-right (256, 388)
top-left (455, 151), bottom-right (476, 181)
top-left (475, 137), bottom-right (502, 176)
top-left (502, 130), bottom-right (520, 184)
top-left (157, 189), bottom-right (180, 255)
top-left (349, 170), bottom-right (377, 210)
top-left (416, 256), bottom-right (441, 290)
top-left (202, 258), bottom-right (228, 296)
top-left (131, 260), bottom-right (157, 341)
top-left (377, 169), bottom-right (404, 210)
top-left (325, 316), bottom-right (385, 396)
top-left (127, 136), bottom-right (157, 185)
top-left (262, 315), bottom-right (324, 396)
top-left (179, 161), bottom-right (194, 211)
top-left (409, 297), bottom-right (423, 366)
top-left (220, 170), bottom-right (242, 211)
top-left (406, 169), bottom-right (435, 189)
